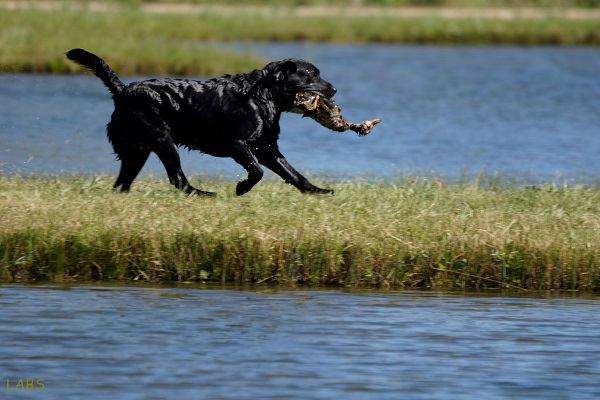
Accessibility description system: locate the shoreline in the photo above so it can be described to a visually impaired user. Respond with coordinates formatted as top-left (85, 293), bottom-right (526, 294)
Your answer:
top-left (2, 3), bottom-right (599, 75)
top-left (2, 1), bottom-right (600, 76)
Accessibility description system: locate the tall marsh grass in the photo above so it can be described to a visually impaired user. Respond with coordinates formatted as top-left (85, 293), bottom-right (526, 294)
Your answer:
top-left (1, 174), bottom-right (599, 290)
top-left (0, 9), bottom-right (266, 75)
top-left (1, 7), bottom-right (599, 75)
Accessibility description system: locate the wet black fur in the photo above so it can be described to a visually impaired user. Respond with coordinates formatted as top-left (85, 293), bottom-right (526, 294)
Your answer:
top-left (65, 48), bottom-right (337, 196)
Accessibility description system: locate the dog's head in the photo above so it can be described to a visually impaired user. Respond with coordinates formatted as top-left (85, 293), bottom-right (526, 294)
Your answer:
top-left (262, 58), bottom-right (337, 111)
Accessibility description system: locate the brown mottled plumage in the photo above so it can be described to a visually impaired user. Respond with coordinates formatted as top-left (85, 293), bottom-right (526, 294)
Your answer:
top-left (292, 92), bottom-right (381, 136)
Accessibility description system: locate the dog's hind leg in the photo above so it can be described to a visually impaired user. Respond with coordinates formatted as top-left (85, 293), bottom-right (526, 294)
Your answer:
top-left (153, 138), bottom-right (215, 197)
top-left (113, 150), bottom-right (150, 192)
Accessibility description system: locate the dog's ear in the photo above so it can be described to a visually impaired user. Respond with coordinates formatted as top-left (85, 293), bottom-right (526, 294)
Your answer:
top-left (272, 60), bottom-right (298, 82)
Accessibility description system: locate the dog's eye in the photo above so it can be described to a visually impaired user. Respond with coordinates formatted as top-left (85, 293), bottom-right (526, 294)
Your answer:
top-left (305, 71), bottom-right (319, 80)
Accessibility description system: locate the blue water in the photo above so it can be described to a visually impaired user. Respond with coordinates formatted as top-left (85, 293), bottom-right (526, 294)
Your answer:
top-left (1, 44), bottom-right (600, 183)
top-left (1, 286), bottom-right (599, 400)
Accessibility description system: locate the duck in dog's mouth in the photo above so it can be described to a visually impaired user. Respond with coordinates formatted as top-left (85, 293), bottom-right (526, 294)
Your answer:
top-left (291, 91), bottom-right (381, 137)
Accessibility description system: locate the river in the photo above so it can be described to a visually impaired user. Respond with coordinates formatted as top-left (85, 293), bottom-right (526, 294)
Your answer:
top-left (1, 285), bottom-right (600, 399)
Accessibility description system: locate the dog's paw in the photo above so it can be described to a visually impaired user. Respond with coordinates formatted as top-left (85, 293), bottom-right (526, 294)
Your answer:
top-left (235, 180), bottom-right (254, 196)
top-left (192, 189), bottom-right (216, 197)
top-left (307, 188), bottom-right (334, 196)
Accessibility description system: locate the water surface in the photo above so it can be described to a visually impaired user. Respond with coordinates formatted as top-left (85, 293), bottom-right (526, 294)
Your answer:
top-left (1, 285), bottom-right (600, 399)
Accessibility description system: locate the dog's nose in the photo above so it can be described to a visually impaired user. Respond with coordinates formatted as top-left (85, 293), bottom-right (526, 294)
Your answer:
top-left (331, 86), bottom-right (337, 95)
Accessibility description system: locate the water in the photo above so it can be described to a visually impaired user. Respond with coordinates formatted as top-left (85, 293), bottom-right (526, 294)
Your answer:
top-left (1, 285), bottom-right (599, 399)
top-left (1, 44), bottom-right (600, 183)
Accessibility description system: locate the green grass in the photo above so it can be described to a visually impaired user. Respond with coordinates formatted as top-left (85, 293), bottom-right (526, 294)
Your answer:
top-left (1, 6), bottom-right (599, 76)
top-left (0, 9), bottom-right (266, 76)
top-left (2, 174), bottom-right (600, 290)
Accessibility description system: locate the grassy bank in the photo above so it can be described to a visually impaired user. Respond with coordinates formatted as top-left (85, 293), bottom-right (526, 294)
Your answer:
top-left (1, 6), bottom-right (600, 76)
top-left (2, 174), bottom-right (600, 290)
top-left (0, 8), bottom-right (266, 75)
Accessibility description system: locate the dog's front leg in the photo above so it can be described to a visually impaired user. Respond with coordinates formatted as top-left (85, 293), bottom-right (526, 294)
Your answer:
top-left (230, 140), bottom-right (264, 196)
top-left (255, 144), bottom-right (333, 195)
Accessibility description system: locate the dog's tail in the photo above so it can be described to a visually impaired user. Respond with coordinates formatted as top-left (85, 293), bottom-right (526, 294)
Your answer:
top-left (66, 48), bottom-right (125, 96)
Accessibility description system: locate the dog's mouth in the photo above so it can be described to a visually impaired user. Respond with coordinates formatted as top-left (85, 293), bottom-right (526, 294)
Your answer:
top-left (290, 91), bottom-right (338, 115)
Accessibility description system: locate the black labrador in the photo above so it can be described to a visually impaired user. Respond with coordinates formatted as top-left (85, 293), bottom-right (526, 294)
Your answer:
top-left (65, 48), bottom-right (337, 196)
